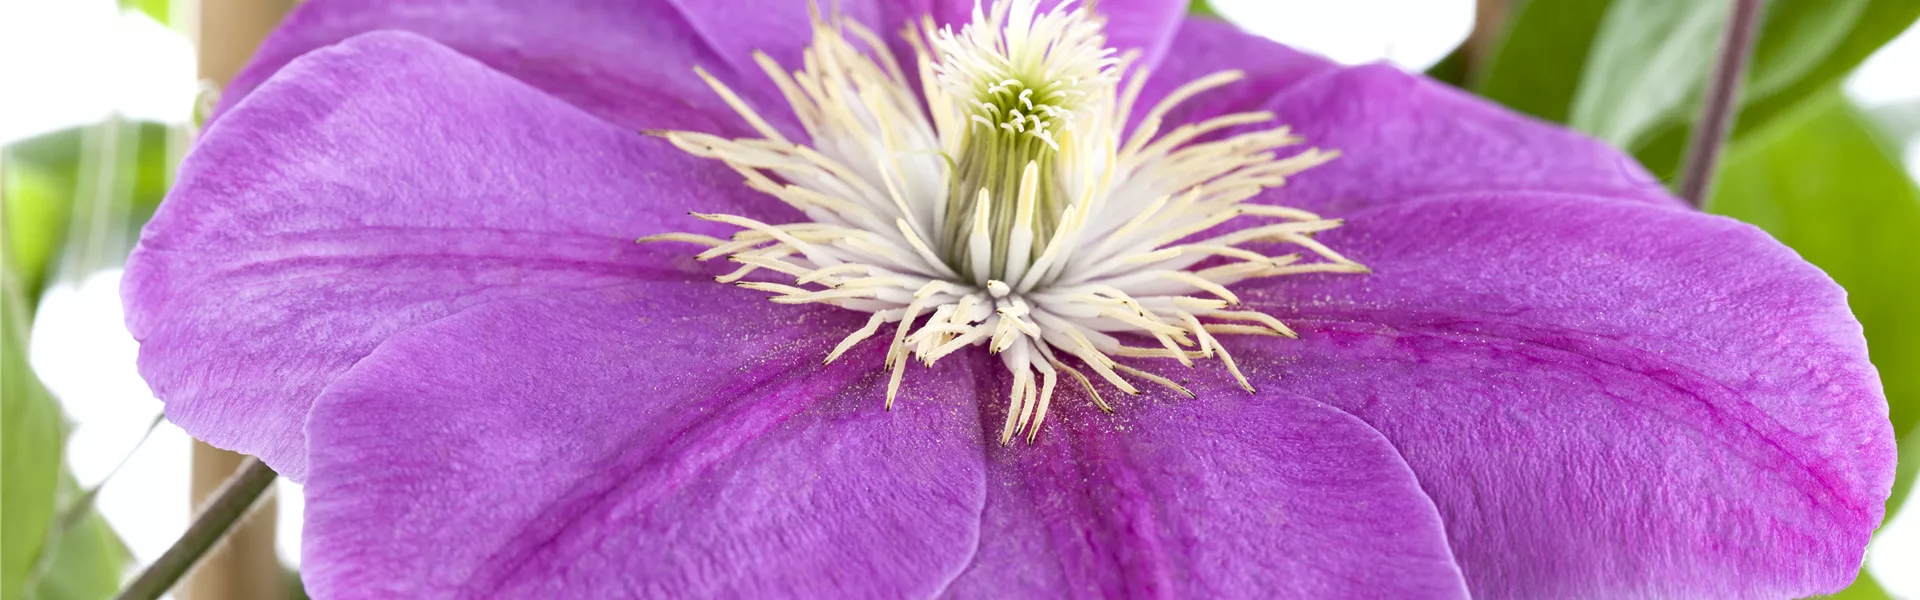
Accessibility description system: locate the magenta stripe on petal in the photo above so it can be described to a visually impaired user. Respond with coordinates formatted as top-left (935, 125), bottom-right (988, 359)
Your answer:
top-left (302, 282), bottom-right (987, 598)
top-left (1233, 193), bottom-right (1892, 598)
top-left (945, 373), bottom-right (1470, 598)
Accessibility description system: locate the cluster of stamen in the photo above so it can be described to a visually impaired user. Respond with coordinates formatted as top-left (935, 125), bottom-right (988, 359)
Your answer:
top-left (645, 0), bottom-right (1365, 444)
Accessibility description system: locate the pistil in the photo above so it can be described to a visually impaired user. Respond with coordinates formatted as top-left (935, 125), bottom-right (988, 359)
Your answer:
top-left (941, 129), bottom-right (1062, 283)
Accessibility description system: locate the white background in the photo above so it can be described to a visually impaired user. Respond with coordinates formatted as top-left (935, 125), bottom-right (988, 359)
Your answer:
top-left (4, 0), bottom-right (1917, 595)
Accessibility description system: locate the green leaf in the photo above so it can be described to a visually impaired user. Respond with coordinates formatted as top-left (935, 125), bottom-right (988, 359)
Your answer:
top-left (1888, 429), bottom-right (1918, 525)
top-left (1707, 90), bottom-right (1920, 457)
top-left (1471, 0), bottom-right (1615, 123)
top-left (29, 477), bottom-right (131, 600)
top-left (1631, 0), bottom-right (1920, 183)
top-left (1424, 45), bottom-right (1472, 88)
top-left (1, 276), bottom-right (63, 600)
top-left (1566, 0), bottom-right (1728, 149)
top-left (1739, 0), bottom-right (1920, 139)
top-left (3, 162), bottom-right (136, 597)
top-left (1744, 0), bottom-right (1866, 101)
top-left (119, 0), bottom-right (170, 27)
top-left (288, 570), bottom-right (311, 600)
top-left (1187, 0), bottom-right (1221, 19)
top-left (4, 121), bottom-right (175, 216)
top-left (1466, 0), bottom-right (1919, 183)
top-left (2, 162), bottom-right (70, 303)
top-left (34, 511), bottom-right (128, 599)
top-left (3, 120), bottom-right (178, 303)
top-left (1824, 570), bottom-right (1891, 599)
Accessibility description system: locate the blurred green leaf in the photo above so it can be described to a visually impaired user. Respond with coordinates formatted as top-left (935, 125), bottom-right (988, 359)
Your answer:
top-left (1187, 0), bottom-right (1221, 19)
top-left (3, 120), bottom-right (176, 303)
top-left (1739, 0), bottom-right (1920, 139)
top-left (33, 511), bottom-right (127, 600)
top-left (3, 149), bottom-right (137, 596)
top-left (29, 478), bottom-right (130, 600)
top-left (288, 570), bottom-right (310, 600)
top-left (1566, 0), bottom-right (1728, 149)
top-left (3, 162), bottom-right (70, 302)
top-left (4, 121), bottom-right (174, 215)
top-left (1825, 570), bottom-right (1891, 599)
top-left (1472, 0), bottom-right (1615, 123)
top-left (1425, 46), bottom-right (1471, 87)
top-left (1707, 90), bottom-right (1920, 458)
top-left (119, 0), bottom-right (170, 27)
top-left (1888, 429), bottom-right (1918, 525)
top-left (2, 276), bottom-right (62, 600)
top-left (1469, 0), bottom-right (1919, 183)
top-left (1634, 0), bottom-right (1920, 183)
top-left (1745, 0), bottom-right (1865, 100)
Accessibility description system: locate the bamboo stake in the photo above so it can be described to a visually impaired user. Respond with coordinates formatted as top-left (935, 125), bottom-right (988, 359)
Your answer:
top-left (182, 0), bottom-right (299, 598)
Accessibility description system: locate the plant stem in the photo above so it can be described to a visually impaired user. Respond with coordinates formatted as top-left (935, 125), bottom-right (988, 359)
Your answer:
top-left (1677, 0), bottom-right (1765, 207)
top-left (114, 457), bottom-right (278, 600)
top-left (1467, 0), bottom-right (1514, 68)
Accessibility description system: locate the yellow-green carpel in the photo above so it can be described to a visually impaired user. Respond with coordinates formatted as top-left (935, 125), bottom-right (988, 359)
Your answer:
top-left (941, 126), bottom-right (1065, 284)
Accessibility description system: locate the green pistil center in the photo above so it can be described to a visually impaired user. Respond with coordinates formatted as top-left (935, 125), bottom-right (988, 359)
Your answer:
top-left (940, 81), bottom-right (1074, 284)
top-left (941, 130), bottom-right (1066, 284)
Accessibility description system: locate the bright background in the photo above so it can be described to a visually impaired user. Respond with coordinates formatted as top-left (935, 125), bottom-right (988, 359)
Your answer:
top-left (3, 0), bottom-right (1917, 596)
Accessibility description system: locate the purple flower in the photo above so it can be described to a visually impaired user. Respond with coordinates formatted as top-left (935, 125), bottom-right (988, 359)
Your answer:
top-left (123, 0), bottom-right (1894, 597)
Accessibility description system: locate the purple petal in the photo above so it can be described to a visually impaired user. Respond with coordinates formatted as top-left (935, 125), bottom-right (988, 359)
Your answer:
top-left (124, 32), bottom-right (791, 480)
top-left (1048, 0), bottom-right (1189, 66)
top-left (944, 375), bottom-right (1470, 598)
top-left (223, 0), bottom-right (762, 134)
top-left (225, 0), bottom-right (1186, 137)
top-left (1232, 193), bottom-right (1893, 598)
top-left (302, 282), bottom-right (987, 598)
top-left (1254, 64), bottom-right (1679, 214)
top-left (1119, 22), bottom-right (1669, 216)
top-left (1129, 17), bottom-right (1338, 131)
top-left (670, 0), bottom-right (1186, 75)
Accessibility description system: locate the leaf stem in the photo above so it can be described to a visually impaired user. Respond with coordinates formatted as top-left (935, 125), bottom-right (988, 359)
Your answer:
top-left (1677, 0), bottom-right (1765, 207)
top-left (114, 457), bottom-right (278, 600)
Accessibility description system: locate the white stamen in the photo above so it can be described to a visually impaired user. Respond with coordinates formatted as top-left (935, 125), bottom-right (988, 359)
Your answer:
top-left (646, 0), bottom-right (1364, 444)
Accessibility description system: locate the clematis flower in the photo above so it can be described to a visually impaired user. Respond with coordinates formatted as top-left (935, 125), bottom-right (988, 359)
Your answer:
top-left (123, 0), bottom-right (1894, 597)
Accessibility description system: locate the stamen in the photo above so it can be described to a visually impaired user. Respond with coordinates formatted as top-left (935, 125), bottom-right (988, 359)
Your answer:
top-left (648, 0), bottom-right (1365, 443)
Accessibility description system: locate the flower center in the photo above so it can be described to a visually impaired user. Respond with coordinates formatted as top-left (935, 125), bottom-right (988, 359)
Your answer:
top-left (645, 0), bottom-right (1365, 444)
